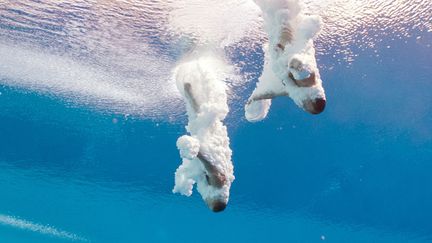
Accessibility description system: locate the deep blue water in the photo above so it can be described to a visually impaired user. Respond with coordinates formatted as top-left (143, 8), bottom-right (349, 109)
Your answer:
top-left (0, 1), bottom-right (432, 242)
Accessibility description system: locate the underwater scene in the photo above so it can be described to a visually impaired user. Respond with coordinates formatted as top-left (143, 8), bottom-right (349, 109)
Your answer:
top-left (0, 0), bottom-right (431, 242)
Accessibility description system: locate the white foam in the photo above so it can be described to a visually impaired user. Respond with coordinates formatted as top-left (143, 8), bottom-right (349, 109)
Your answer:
top-left (246, 0), bottom-right (326, 121)
top-left (172, 50), bottom-right (234, 208)
top-left (168, 0), bottom-right (261, 46)
top-left (0, 213), bottom-right (87, 242)
top-left (0, 42), bottom-right (179, 116)
top-left (245, 98), bottom-right (272, 122)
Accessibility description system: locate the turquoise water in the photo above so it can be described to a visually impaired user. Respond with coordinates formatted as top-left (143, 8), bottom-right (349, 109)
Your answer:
top-left (0, 1), bottom-right (431, 242)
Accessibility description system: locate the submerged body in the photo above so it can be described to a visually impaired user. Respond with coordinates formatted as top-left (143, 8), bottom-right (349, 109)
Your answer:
top-left (246, 0), bottom-right (326, 121)
top-left (172, 51), bottom-right (234, 212)
top-left (172, 0), bottom-right (326, 212)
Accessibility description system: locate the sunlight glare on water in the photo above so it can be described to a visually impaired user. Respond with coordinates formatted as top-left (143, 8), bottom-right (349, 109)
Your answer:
top-left (0, 0), bottom-right (432, 243)
top-left (305, 0), bottom-right (432, 64)
top-left (0, 0), bottom-right (430, 117)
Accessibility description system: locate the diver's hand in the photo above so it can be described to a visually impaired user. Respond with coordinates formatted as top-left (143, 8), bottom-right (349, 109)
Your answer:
top-left (176, 135), bottom-right (200, 160)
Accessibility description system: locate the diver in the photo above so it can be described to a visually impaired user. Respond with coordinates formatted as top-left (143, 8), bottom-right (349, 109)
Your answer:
top-left (172, 50), bottom-right (234, 212)
top-left (245, 0), bottom-right (327, 121)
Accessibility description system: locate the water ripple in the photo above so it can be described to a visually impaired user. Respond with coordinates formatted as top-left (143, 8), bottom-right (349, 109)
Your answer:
top-left (0, 0), bottom-right (430, 116)
top-left (305, 0), bottom-right (432, 64)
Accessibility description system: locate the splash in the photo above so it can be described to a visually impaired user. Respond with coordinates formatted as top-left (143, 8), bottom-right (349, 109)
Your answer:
top-left (171, 0), bottom-right (329, 211)
top-left (245, 0), bottom-right (326, 121)
top-left (0, 42), bottom-right (178, 117)
top-left (0, 0), bottom-right (429, 117)
top-left (172, 50), bottom-right (234, 212)
top-left (167, 0), bottom-right (261, 46)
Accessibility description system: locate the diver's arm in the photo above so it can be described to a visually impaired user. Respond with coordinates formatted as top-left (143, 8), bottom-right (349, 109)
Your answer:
top-left (183, 83), bottom-right (200, 113)
top-left (247, 91), bottom-right (288, 104)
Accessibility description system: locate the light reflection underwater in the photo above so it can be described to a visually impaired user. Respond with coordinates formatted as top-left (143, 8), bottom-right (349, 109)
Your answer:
top-left (0, 0), bottom-right (431, 242)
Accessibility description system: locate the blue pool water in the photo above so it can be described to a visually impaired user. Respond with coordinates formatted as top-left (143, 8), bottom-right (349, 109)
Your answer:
top-left (0, 1), bottom-right (431, 242)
